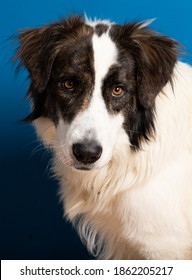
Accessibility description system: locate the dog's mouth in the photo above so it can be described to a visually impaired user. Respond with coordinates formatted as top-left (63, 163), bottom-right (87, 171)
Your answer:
top-left (74, 165), bottom-right (92, 171)
top-left (71, 157), bottom-right (110, 171)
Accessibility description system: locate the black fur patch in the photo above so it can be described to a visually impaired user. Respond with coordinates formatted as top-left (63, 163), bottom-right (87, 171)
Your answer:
top-left (109, 22), bottom-right (179, 108)
top-left (94, 23), bottom-right (109, 36)
top-left (15, 16), bottom-right (94, 124)
top-left (48, 34), bottom-right (95, 123)
top-left (108, 22), bottom-right (179, 149)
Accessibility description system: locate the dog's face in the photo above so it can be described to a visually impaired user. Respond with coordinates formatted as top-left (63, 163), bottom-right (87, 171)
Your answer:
top-left (16, 16), bottom-right (178, 170)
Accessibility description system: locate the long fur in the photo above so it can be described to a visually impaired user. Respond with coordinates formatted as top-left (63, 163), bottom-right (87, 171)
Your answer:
top-left (15, 15), bottom-right (192, 259)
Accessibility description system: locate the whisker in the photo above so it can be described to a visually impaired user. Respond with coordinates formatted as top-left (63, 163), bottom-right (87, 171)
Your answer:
top-left (28, 143), bottom-right (46, 159)
top-left (44, 157), bottom-right (54, 178)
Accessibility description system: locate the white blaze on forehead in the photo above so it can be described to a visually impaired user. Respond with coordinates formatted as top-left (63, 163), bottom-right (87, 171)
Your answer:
top-left (92, 32), bottom-right (118, 88)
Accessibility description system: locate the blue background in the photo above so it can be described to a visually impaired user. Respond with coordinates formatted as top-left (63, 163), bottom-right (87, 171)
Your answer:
top-left (0, 0), bottom-right (192, 259)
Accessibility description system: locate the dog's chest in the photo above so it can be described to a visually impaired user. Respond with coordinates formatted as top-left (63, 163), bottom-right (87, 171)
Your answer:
top-left (85, 182), bottom-right (190, 259)
top-left (60, 155), bottom-right (192, 259)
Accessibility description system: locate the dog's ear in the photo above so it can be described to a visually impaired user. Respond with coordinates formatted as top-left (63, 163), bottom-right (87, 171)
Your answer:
top-left (15, 16), bottom-right (85, 92)
top-left (131, 24), bottom-right (179, 108)
top-left (16, 26), bottom-right (58, 92)
top-left (112, 23), bottom-right (180, 108)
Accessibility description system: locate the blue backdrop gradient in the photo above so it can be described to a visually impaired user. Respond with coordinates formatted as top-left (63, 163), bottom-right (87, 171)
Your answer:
top-left (0, 0), bottom-right (192, 259)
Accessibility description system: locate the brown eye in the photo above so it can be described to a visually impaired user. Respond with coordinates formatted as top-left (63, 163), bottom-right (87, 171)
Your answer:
top-left (64, 80), bottom-right (75, 90)
top-left (112, 86), bottom-right (124, 97)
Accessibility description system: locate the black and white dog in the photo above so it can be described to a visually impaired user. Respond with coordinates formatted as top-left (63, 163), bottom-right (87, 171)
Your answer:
top-left (16, 15), bottom-right (192, 259)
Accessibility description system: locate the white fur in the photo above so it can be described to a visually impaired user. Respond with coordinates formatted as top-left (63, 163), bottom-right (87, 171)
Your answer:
top-left (35, 61), bottom-right (192, 259)
top-left (85, 14), bottom-right (113, 28)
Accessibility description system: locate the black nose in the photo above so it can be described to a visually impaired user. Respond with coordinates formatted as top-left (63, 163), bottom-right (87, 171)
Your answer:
top-left (72, 142), bottom-right (102, 164)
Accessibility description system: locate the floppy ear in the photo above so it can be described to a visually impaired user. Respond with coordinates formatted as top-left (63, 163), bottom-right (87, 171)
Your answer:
top-left (16, 26), bottom-right (58, 92)
top-left (15, 16), bottom-right (85, 93)
top-left (130, 24), bottom-right (180, 108)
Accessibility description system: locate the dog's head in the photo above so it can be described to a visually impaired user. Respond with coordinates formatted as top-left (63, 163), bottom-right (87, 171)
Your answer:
top-left (16, 15), bottom-right (179, 170)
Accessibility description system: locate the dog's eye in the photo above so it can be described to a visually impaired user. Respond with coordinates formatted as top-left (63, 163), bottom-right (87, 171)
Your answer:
top-left (112, 86), bottom-right (124, 98)
top-left (58, 80), bottom-right (76, 92)
top-left (64, 80), bottom-right (75, 90)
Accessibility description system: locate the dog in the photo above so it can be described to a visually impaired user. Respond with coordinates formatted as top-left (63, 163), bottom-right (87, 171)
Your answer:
top-left (15, 15), bottom-right (192, 259)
